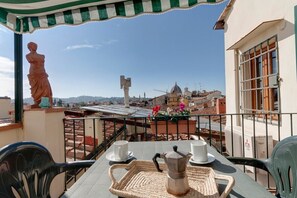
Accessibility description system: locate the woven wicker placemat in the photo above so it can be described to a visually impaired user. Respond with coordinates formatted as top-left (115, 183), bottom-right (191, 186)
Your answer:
top-left (109, 160), bottom-right (234, 198)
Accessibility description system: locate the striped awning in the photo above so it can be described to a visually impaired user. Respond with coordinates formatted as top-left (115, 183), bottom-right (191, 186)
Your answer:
top-left (0, 0), bottom-right (225, 34)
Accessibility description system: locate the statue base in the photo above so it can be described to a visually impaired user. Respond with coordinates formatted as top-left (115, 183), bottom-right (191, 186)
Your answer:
top-left (30, 104), bottom-right (40, 109)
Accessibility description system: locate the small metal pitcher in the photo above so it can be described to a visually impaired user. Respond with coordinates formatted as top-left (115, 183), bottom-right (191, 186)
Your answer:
top-left (153, 145), bottom-right (192, 196)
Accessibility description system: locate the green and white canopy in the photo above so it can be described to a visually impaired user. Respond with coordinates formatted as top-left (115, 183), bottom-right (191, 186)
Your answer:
top-left (0, 0), bottom-right (224, 34)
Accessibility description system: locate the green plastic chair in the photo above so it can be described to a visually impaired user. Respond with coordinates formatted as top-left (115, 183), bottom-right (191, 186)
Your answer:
top-left (0, 141), bottom-right (95, 198)
top-left (228, 135), bottom-right (297, 198)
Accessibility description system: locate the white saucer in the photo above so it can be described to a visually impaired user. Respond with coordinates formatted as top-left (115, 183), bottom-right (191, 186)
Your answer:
top-left (106, 151), bottom-right (134, 162)
top-left (189, 153), bottom-right (215, 165)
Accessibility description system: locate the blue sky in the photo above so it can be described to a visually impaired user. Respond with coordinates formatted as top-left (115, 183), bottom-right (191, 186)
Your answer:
top-left (0, 2), bottom-right (227, 99)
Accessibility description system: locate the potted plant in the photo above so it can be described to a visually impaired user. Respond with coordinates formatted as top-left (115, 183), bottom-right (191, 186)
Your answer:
top-left (148, 102), bottom-right (196, 135)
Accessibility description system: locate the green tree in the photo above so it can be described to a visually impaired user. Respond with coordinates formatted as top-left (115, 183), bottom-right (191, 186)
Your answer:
top-left (57, 99), bottom-right (63, 107)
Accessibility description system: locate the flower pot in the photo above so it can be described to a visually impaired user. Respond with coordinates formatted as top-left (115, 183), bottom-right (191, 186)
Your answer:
top-left (150, 120), bottom-right (197, 135)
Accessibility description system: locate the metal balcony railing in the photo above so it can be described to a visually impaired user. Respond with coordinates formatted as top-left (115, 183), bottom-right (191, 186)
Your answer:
top-left (63, 112), bottom-right (297, 192)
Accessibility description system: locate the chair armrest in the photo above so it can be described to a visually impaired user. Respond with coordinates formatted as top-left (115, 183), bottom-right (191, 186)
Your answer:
top-left (58, 160), bottom-right (95, 172)
top-left (227, 157), bottom-right (269, 172)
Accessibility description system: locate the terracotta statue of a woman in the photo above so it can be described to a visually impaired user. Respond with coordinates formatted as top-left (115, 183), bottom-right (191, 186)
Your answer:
top-left (26, 42), bottom-right (53, 108)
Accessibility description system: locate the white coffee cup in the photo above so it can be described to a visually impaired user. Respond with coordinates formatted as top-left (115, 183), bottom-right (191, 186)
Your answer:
top-left (191, 140), bottom-right (208, 162)
top-left (113, 140), bottom-right (128, 161)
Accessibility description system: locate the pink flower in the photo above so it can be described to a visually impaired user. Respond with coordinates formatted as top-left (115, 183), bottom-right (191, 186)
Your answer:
top-left (179, 102), bottom-right (185, 111)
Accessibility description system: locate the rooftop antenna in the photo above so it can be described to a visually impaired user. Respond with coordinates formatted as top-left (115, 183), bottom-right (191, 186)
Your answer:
top-left (120, 75), bottom-right (131, 108)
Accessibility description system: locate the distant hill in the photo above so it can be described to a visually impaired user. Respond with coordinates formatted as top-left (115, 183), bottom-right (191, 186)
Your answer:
top-left (23, 96), bottom-right (124, 105)
top-left (57, 96), bottom-right (107, 103)
top-left (23, 98), bottom-right (34, 104)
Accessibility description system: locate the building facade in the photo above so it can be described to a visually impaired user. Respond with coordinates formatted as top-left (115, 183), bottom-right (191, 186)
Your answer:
top-left (215, 0), bottom-right (297, 156)
top-left (0, 97), bottom-right (11, 119)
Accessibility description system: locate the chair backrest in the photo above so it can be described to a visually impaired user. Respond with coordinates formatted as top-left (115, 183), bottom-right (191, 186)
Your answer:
top-left (0, 142), bottom-right (62, 198)
top-left (266, 136), bottom-right (297, 198)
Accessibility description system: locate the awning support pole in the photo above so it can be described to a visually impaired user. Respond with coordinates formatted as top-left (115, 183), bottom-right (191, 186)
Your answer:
top-left (14, 33), bottom-right (23, 123)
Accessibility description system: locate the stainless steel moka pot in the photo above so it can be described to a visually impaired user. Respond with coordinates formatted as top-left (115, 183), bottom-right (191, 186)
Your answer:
top-left (153, 145), bottom-right (192, 196)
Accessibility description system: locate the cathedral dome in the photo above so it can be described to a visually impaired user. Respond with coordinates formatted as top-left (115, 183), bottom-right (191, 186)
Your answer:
top-left (170, 82), bottom-right (182, 95)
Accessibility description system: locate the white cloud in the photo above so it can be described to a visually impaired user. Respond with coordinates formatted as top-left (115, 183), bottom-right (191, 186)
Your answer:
top-left (0, 57), bottom-right (14, 73)
top-left (0, 57), bottom-right (14, 98)
top-left (0, 56), bottom-right (32, 98)
top-left (0, 73), bottom-right (14, 98)
top-left (65, 44), bottom-right (102, 51)
top-left (103, 39), bottom-right (118, 45)
top-left (64, 39), bottom-right (118, 51)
